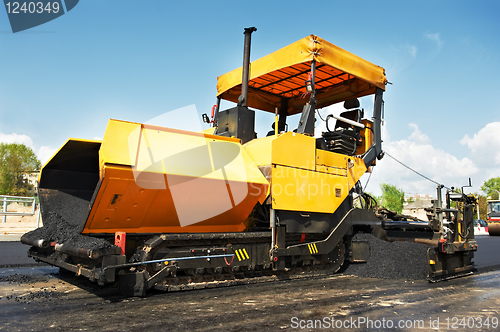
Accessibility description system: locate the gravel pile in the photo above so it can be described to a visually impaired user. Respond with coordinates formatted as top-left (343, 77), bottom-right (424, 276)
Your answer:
top-left (0, 273), bottom-right (49, 284)
top-left (4, 288), bottom-right (60, 304)
top-left (344, 233), bottom-right (430, 280)
top-left (22, 211), bottom-right (115, 251)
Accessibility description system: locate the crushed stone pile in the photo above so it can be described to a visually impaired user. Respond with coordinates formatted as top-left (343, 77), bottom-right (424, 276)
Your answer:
top-left (3, 288), bottom-right (60, 304)
top-left (344, 233), bottom-right (430, 280)
top-left (0, 273), bottom-right (49, 284)
top-left (22, 211), bottom-right (115, 251)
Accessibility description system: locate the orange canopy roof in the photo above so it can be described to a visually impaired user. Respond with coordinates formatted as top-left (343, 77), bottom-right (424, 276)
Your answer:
top-left (217, 35), bottom-right (387, 115)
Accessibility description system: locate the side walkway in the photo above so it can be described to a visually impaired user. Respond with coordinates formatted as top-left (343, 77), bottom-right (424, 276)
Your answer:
top-left (0, 214), bottom-right (42, 242)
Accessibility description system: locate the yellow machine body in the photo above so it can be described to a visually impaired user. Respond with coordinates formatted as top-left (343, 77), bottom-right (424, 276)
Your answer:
top-left (270, 132), bottom-right (367, 213)
top-left (244, 131), bottom-right (369, 215)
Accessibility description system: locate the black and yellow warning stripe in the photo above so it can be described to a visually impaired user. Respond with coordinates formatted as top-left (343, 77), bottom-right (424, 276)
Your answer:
top-left (308, 243), bottom-right (318, 254)
top-left (235, 248), bottom-right (250, 261)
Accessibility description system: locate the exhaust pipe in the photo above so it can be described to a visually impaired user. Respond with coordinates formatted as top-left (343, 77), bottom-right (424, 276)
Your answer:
top-left (239, 27), bottom-right (257, 107)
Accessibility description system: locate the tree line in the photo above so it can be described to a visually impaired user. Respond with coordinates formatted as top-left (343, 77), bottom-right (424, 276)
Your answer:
top-left (374, 178), bottom-right (500, 220)
top-left (0, 143), bottom-right (41, 196)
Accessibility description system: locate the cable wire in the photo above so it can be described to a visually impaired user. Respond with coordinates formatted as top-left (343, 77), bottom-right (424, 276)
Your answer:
top-left (315, 108), bottom-right (327, 122)
top-left (364, 168), bottom-right (373, 190)
top-left (384, 151), bottom-right (452, 191)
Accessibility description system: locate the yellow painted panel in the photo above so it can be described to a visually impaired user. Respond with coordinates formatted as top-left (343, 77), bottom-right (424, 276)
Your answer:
top-left (100, 120), bottom-right (142, 166)
top-left (101, 119), bottom-right (239, 167)
top-left (346, 157), bottom-right (368, 187)
top-left (200, 127), bottom-right (216, 135)
top-left (272, 132), bottom-right (315, 171)
top-left (315, 165), bottom-right (346, 177)
top-left (315, 149), bottom-right (367, 180)
top-left (356, 119), bottom-right (373, 156)
top-left (315, 149), bottom-right (347, 171)
top-left (271, 165), bottom-right (349, 214)
top-left (243, 135), bottom-right (276, 167)
top-left (99, 119), bottom-right (268, 186)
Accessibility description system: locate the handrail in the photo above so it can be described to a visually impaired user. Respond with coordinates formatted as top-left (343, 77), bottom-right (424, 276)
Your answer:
top-left (0, 195), bottom-right (38, 225)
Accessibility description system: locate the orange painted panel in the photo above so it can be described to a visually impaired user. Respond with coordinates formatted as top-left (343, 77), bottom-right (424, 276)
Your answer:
top-left (82, 164), bottom-right (268, 234)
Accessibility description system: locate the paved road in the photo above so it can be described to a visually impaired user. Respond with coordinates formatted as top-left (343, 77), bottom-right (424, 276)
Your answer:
top-left (1, 235), bottom-right (500, 331)
top-left (0, 241), bottom-right (39, 267)
top-left (1, 266), bottom-right (500, 331)
top-left (474, 235), bottom-right (500, 271)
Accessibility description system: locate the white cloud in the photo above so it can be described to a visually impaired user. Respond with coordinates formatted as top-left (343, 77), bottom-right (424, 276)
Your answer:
top-left (37, 146), bottom-right (58, 165)
top-left (314, 103), bottom-right (345, 136)
top-left (366, 123), bottom-right (478, 196)
top-left (0, 133), bottom-right (34, 147)
top-left (460, 122), bottom-right (500, 193)
top-left (1, 132), bottom-right (57, 166)
top-left (406, 44), bottom-right (417, 57)
top-left (408, 123), bottom-right (430, 144)
top-left (460, 122), bottom-right (500, 165)
top-left (424, 32), bottom-right (443, 49)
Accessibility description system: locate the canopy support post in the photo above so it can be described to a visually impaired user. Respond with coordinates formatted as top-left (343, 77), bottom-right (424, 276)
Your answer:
top-left (310, 60), bottom-right (316, 102)
top-left (277, 97), bottom-right (288, 133)
top-left (296, 60), bottom-right (316, 136)
top-left (362, 87), bottom-right (384, 166)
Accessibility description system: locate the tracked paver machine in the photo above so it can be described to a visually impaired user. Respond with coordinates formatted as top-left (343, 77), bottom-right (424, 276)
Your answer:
top-left (22, 28), bottom-right (479, 295)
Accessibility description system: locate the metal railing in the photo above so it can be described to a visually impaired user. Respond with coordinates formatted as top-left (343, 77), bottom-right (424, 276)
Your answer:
top-left (1, 195), bottom-right (40, 227)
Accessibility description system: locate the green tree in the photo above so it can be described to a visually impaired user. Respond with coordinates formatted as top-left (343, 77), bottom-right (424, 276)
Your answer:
top-left (0, 143), bottom-right (41, 196)
top-left (367, 193), bottom-right (381, 205)
top-left (379, 183), bottom-right (404, 213)
top-left (477, 194), bottom-right (488, 220)
top-left (480, 177), bottom-right (500, 200)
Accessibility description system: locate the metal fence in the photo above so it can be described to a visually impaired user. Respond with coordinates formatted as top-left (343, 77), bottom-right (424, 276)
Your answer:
top-left (0, 194), bottom-right (40, 227)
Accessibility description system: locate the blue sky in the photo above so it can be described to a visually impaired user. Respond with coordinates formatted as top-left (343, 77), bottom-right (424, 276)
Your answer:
top-left (1, 0), bottom-right (499, 197)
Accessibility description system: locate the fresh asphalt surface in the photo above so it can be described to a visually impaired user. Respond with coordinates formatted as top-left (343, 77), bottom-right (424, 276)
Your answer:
top-left (1, 234), bottom-right (499, 270)
top-left (471, 234), bottom-right (500, 271)
top-left (1, 236), bottom-right (500, 332)
top-left (0, 241), bottom-right (38, 267)
top-left (2, 234), bottom-right (500, 332)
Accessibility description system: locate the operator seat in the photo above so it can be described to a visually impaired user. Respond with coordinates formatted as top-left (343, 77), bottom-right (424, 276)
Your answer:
top-left (334, 98), bottom-right (361, 130)
top-left (266, 123), bottom-right (275, 137)
top-left (322, 98), bottom-right (362, 156)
